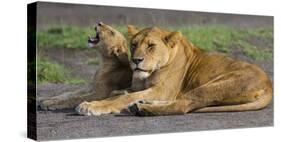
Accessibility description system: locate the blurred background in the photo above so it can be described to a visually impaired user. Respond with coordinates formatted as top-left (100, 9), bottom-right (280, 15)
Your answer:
top-left (36, 2), bottom-right (273, 88)
top-left (37, 2), bottom-right (272, 28)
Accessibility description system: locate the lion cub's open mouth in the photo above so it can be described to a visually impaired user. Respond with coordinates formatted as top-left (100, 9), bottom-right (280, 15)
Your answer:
top-left (88, 27), bottom-right (100, 47)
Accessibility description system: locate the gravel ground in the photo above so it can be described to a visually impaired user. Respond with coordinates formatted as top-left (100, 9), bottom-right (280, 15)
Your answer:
top-left (36, 107), bottom-right (273, 140)
top-left (36, 89), bottom-right (273, 141)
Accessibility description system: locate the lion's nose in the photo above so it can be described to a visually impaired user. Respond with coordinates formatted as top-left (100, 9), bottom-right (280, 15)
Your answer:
top-left (132, 58), bottom-right (144, 65)
top-left (98, 22), bottom-right (104, 26)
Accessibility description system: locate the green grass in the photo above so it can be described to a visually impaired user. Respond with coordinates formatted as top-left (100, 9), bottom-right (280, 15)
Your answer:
top-left (237, 40), bottom-right (273, 61)
top-left (37, 26), bottom-right (94, 48)
top-left (170, 26), bottom-right (273, 61)
top-left (37, 25), bottom-right (273, 61)
top-left (36, 57), bottom-right (86, 84)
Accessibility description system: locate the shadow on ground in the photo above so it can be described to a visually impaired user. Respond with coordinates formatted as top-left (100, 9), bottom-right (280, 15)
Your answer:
top-left (36, 100), bottom-right (273, 141)
top-left (37, 82), bottom-right (273, 141)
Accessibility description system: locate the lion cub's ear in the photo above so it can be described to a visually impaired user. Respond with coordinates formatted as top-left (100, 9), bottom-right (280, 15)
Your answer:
top-left (112, 41), bottom-right (127, 56)
top-left (165, 31), bottom-right (182, 48)
top-left (127, 25), bottom-right (140, 38)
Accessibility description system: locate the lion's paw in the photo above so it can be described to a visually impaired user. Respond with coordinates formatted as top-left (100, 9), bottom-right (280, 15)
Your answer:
top-left (76, 101), bottom-right (98, 116)
top-left (127, 100), bottom-right (154, 116)
top-left (38, 98), bottom-right (62, 110)
top-left (75, 101), bottom-right (112, 116)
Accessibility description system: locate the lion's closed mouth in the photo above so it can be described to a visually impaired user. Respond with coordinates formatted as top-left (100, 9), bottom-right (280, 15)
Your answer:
top-left (134, 68), bottom-right (151, 73)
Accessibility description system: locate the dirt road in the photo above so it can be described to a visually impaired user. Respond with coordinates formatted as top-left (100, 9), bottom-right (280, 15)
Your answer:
top-left (36, 86), bottom-right (273, 140)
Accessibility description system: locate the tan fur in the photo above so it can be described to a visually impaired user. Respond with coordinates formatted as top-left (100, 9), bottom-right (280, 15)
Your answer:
top-left (90, 23), bottom-right (132, 99)
top-left (127, 25), bottom-right (140, 39)
top-left (76, 26), bottom-right (272, 116)
top-left (38, 23), bottom-right (132, 110)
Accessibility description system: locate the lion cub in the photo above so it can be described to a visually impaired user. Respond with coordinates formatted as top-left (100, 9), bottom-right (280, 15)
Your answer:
top-left (88, 22), bottom-right (133, 99)
top-left (38, 22), bottom-right (133, 110)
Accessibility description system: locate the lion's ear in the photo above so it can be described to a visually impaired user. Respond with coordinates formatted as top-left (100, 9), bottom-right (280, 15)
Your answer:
top-left (109, 46), bottom-right (121, 56)
top-left (165, 31), bottom-right (182, 48)
top-left (127, 25), bottom-right (140, 38)
top-left (112, 42), bottom-right (126, 56)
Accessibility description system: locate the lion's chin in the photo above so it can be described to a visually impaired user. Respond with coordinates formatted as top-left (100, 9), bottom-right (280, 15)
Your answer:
top-left (133, 70), bottom-right (151, 80)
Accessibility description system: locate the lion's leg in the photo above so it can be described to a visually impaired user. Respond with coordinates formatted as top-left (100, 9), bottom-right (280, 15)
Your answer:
top-left (38, 76), bottom-right (118, 110)
top-left (76, 87), bottom-right (158, 116)
top-left (194, 88), bottom-right (272, 112)
top-left (127, 89), bottom-right (272, 116)
top-left (127, 100), bottom-right (197, 116)
top-left (38, 85), bottom-right (97, 110)
top-left (128, 71), bottom-right (272, 116)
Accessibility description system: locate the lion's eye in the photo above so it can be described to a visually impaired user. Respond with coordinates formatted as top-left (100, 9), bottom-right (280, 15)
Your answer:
top-left (147, 43), bottom-right (156, 49)
top-left (131, 43), bottom-right (137, 50)
top-left (110, 30), bottom-right (115, 36)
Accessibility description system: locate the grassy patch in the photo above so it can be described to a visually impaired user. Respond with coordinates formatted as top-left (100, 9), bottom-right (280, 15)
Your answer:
top-left (237, 40), bottom-right (273, 61)
top-left (37, 25), bottom-right (94, 48)
top-left (37, 25), bottom-right (273, 61)
top-left (171, 26), bottom-right (273, 60)
top-left (36, 57), bottom-right (86, 84)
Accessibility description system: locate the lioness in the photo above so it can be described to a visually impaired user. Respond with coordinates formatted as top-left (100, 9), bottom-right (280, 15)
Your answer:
top-left (76, 26), bottom-right (272, 116)
top-left (38, 22), bottom-right (133, 110)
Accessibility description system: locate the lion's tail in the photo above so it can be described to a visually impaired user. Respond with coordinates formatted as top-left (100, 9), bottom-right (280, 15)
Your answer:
top-left (194, 88), bottom-right (273, 113)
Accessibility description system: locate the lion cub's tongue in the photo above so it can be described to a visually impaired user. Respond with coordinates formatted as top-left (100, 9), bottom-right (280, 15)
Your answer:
top-left (88, 35), bottom-right (99, 45)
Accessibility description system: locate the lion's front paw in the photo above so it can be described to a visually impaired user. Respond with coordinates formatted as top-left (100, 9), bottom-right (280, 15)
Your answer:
top-left (38, 98), bottom-right (63, 110)
top-left (127, 100), bottom-right (154, 116)
top-left (76, 101), bottom-right (99, 116)
top-left (75, 101), bottom-right (117, 116)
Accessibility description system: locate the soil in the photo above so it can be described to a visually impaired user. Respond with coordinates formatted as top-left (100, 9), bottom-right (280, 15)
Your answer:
top-left (36, 102), bottom-right (273, 141)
